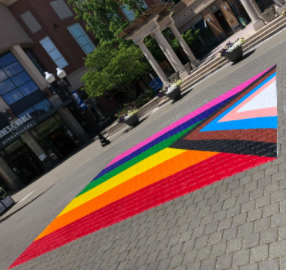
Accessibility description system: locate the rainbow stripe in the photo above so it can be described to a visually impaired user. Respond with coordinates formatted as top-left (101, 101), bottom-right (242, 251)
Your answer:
top-left (9, 67), bottom-right (277, 269)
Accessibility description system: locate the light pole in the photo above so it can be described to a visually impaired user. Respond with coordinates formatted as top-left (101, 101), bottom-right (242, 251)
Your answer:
top-left (45, 69), bottom-right (110, 147)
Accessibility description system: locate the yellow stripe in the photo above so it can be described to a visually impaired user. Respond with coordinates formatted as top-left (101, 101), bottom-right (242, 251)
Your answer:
top-left (58, 148), bottom-right (186, 216)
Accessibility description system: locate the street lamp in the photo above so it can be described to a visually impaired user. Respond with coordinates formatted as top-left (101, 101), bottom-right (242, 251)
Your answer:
top-left (45, 69), bottom-right (110, 147)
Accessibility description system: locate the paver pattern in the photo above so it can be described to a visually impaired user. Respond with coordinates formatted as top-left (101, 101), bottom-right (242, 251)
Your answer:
top-left (9, 66), bottom-right (278, 269)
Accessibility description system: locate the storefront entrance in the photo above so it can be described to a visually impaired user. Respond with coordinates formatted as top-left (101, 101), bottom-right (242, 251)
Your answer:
top-left (214, 10), bottom-right (233, 37)
top-left (0, 139), bottom-right (44, 185)
top-left (30, 114), bottom-right (80, 161)
top-left (48, 128), bottom-right (77, 158)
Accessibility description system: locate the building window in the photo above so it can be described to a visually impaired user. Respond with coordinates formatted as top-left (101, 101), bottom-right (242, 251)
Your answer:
top-left (67, 23), bottom-right (96, 55)
top-left (0, 52), bottom-right (53, 118)
top-left (50, 0), bottom-right (73, 20)
top-left (24, 49), bottom-right (47, 77)
top-left (2, 89), bottom-right (23, 105)
top-left (120, 5), bottom-right (136, 22)
top-left (39, 37), bottom-right (68, 68)
top-left (20, 11), bottom-right (42, 34)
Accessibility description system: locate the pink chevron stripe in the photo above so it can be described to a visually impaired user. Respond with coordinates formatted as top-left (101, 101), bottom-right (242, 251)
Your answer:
top-left (219, 76), bottom-right (277, 123)
top-left (106, 68), bottom-right (273, 168)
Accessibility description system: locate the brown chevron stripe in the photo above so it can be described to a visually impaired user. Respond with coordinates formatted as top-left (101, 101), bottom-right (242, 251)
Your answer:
top-left (184, 68), bottom-right (276, 144)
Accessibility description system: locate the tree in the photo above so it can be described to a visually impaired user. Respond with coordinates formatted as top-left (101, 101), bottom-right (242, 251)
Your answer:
top-left (82, 42), bottom-right (149, 99)
top-left (68, 0), bottom-right (150, 99)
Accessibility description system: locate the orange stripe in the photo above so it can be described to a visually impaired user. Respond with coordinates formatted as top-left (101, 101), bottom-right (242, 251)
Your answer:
top-left (36, 150), bottom-right (218, 240)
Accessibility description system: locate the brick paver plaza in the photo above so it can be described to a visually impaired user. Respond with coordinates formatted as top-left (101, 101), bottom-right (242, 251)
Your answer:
top-left (1, 28), bottom-right (286, 270)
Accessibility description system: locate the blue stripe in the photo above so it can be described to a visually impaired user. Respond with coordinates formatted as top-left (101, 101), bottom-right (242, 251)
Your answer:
top-left (201, 73), bottom-right (276, 132)
top-left (92, 97), bottom-right (233, 181)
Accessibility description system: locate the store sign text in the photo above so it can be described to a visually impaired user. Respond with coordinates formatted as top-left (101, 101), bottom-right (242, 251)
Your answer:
top-left (0, 113), bottom-right (32, 139)
top-left (0, 123), bottom-right (33, 147)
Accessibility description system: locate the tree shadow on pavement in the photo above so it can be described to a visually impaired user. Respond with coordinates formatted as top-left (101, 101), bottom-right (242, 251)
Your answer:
top-left (231, 49), bottom-right (256, 66)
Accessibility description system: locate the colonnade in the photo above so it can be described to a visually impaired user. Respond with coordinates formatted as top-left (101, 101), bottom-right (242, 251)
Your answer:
top-left (127, 0), bottom-right (270, 84)
top-left (132, 16), bottom-right (201, 84)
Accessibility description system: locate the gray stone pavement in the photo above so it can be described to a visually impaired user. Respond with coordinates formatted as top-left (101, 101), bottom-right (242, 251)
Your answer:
top-left (1, 27), bottom-right (286, 270)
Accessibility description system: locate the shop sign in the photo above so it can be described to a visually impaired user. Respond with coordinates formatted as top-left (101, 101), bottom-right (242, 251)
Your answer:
top-left (71, 91), bottom-right (88, 110)
top-left (0, 123), bottom-right (34, 147)
top-left (0, 113), bottom-right (32, 139)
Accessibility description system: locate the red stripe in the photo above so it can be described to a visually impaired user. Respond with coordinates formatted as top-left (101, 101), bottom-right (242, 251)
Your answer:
top-left (9, 153), bottom-right (274, 269)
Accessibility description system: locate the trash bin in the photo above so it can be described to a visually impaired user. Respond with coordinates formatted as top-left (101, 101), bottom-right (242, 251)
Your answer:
top-left (0, 188), bottom-right (15, 215)
top-left (239, 16), bottom-right (248, 27)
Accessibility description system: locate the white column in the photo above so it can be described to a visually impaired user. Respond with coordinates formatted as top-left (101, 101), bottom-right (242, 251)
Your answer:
top-left (11, 45), bottom-right (48, 90)
top-left (169, 23), bottom-right (200, 68)
top-left (240, 0), bottom-right (265, 31)
top-left (152, 30), bottom-right (186, 74)
top-left (162, 48), bottom-right (179, 72)
top-left (137, 40), bottom-right (168, 84)
top-left (249, 0), bottom-right (262, 16)
top-left (151, 32), bottom-right (179, 72)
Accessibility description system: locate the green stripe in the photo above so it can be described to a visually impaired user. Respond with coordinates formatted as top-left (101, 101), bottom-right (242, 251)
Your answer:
top-left (77, 122), bottom-right (200, 197)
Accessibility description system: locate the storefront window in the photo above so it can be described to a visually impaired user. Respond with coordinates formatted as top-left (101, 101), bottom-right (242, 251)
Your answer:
top-left (18, 81), bottom-right (38, 96)
top-left (2, 89), bottom-right (23, 105)
top-left (0, 70), bottom-right (8, 82)
top-left (1, 139), bottom-right (29, 161)
top-left (3, 62), bottom-right (24, 77)
top-left (0, 138), bottom-right (44, 184)
top-left (31, 114), bottom-right (80, 160)
top-left (11, 72), bottom-right (32, 87)
top-left (35, 116), bottom-right (63, 138)
top-left (18, 108), bottom-right (35, 118)
top-left (0, 80), bottom-right (16, 95)
top-left (4, 140), bottom-right (24, 156)
top-left (33, 99), bottom-right (53, 114)
top-left (0, 52), bottom-right (53, 118)
top-left (0, 53), bottom-right (17, 68)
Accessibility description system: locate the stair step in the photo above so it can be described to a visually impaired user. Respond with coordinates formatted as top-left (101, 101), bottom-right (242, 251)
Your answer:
top-left (244, 18), bottom-right (286, 51)
top-left (180, 16), bottom-right (286, 93)
top-left (181, 58), bottom-right (225, 87)
top-left (181, 59), bottom-right (227, 91)
top-left (244, 16), bottom-right (285, 45)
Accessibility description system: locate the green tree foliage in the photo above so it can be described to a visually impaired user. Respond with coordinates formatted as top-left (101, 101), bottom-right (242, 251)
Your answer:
top-left (171, 29), bottom-right (200, 52)
top-left (144, 37), bottom-right (166, 63)
top-left (68, 0), bottom-right (149, 98)
top-left (82, 43), bottom-right (149, 99)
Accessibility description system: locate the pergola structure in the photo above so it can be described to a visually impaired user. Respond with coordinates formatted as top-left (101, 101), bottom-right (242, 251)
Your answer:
top-left (118, 4), bottom-right (200, 84)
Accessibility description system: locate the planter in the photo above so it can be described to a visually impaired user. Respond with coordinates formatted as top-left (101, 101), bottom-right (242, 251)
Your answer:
top-left (225, 46), bottom-right (243, 63)
top-left (0, 194), bottom-right (15, 215)
top-left (124, 113), bottom-right (139, 126)
top-left (166, 86), bottom-right (181, 100)
top-left (260, 5), bottom-right (276, 23)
